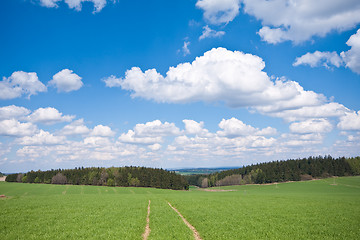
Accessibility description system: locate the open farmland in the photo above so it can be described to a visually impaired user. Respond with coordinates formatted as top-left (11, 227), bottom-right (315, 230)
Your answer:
top-left (1, 177), bottom-right (360, 239)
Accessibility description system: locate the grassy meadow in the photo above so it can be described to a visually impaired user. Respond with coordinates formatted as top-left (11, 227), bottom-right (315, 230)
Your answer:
top-left (1, 176), bottom-right (360, 239)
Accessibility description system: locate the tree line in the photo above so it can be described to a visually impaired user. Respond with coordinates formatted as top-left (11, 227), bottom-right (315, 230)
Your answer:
top-left (186, 156), bottom-right (360, 187)
top-left (5, 166), bottom-right (189, 190)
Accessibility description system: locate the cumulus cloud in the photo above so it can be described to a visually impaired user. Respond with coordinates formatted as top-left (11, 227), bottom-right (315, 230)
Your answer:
top-left (196, 0), bottom-right (240, 25)
top-left (60, 119), bottom-right (90, 135)
top-left (28, 107), bottom-right (75, 125)
top-left (148, 143), bottom-right (161, 151)
top-left (118, 130), bottom-right (162, 145)
top-left (341, 28), bottom-right (360, 74)
top-left (280, 133), bottom-right (324, 147)
top-left (0, 71), bottom-right (47, 99)
top-left (242, 0), bottom-right (360, 44)
top-left (91, 125), bottom-right (115, 137)
top-left (39, 0), bottom-right (108, 13)
top-left (118, 120), bottom-right (180, 145)
top-left (106, 47), bottom-right (331, 121)
top-left (0, 105), bottom-right (31, 120)
top-left (48, 69), bottom-right (83, 93)
top-left (4, 112), bottom-right (353, 168)
top-left (217, 118), bottom-right (277, 137)
top-left (84, 136), bottom-right (111, 146)
top-left (264, 102), bottom-right (350, 122)
top-left (294, 28), bottom-right (360, 74)
top-left (102, 75), bottom-right (122, 88)
top-left (289, 119), bottom-right (333, 134)
top-left (17, 130), bottom-right (66, 145)
top-left (0, 119), bottom-right (37, 137)
top-left (293, 51), bottom-right (343, 68)
top-left (199, 25), bottom-right (225, 40)
top-left (132, 120), bottom-right (181, 137)
top-left (170, 118), bottom-right (278, 160)
top-left (337, 111), bottom-right (360, 130)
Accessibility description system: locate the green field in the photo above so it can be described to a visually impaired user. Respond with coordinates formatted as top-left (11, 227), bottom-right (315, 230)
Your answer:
top-left (1, 177), bottom-right (360, 239)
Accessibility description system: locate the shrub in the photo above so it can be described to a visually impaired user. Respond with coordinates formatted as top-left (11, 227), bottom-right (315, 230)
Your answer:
top-left (22, 175), bottom-right (28, 183)
top-left (51, 173), bottom-right (67, 185)
top-left (107, 178), bottom-right (115, 187)
top-left (34, 177), bottom-right (41, 183)
top-left (17, 173), bottom-right (24, 183)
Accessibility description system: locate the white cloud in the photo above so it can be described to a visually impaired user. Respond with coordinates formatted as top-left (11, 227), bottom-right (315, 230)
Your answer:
top-left (0, 119), bottom-right (37, 137)
top-left (91, 125), bottom-right (115, 137)
top-left (218, 118), bottom-right (257, 137)
top-left (39, 0), bottom-right (61, 8)
top-left (5, 113), bottom-right (356, 168)
top-left (242, 0), bottom-right (360, 44)
top-left (0, 71), bottom-right (47, 99)
top-left (148, 143), bottom-right (161, 151)
top-left (183, 119), bottom-right (213, 138)
top-left (199, 25), bottom-right (225, 40)
top-left (65, 0), bottom-right (107, 13)
top-left (108, 47), bottom-right (328, 121)
top-left (217, 117), bottom-right (277, 137)
top-left (49, 69), bottom-right (83, 93)
top-left (263, 102), bottom-right (350, 122)
top-left (133, 120), bottom-right (181, 137)
top-left (28, 107), bottom-right (75, 125)
top-left (118, 130), bottom-right (162, 145)
top-left (341, 28), bottom-right (360, 74)
top-left (337, 111), bottom-right (360, 130)
top-left (196, 0), bottom-right (240, 25)
top-left (257, 127), bottom-right (278, 136)
top-left (84, 136), bottom-right (111, 146)
top-left (182, 41), bottom-right (191, 56)
top-left (293, 51), bottom-right (343, 68)
top-left (183, 119), bottom-right (203, 134)
top-left (102, 75), bottom-right (122, 87)
top-left (281, 133), bottom-right (324, 146)
top-left (17, 130), bottom-right (66, 145)
top-left (0, 105), bottom-right (31, 120)
top-left (294, 28), bottom-right (360, 74)
top-left (39, 0), bottom-right (108, 13)
top-left (118, 120), bottom-right (180, 145)
top-left (289, 119), bottom-right (333, 134)
top-left (60, 119), bottom-right (90, 135)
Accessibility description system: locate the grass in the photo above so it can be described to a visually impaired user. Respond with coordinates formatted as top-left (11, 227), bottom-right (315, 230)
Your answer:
top-left (1, 177), bottom-right (360, 239)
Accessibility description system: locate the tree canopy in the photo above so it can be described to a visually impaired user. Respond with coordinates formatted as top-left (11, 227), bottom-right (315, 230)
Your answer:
top-left (6, 166), bottom-right (189, 190)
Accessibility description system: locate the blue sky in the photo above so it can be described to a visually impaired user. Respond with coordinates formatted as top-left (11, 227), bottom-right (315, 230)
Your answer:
top-left (1, 0), bottom-right (360, 172)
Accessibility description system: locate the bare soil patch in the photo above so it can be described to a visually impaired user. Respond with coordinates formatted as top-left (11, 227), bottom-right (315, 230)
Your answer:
top-left (167, 201), bottom-right (202, 240)
top-left (142, 200), bottom-right (151, 240)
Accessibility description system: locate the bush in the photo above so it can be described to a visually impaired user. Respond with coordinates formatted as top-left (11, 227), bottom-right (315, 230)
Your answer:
top-left (216, 174), bottom-right (241, 186)
top-left (107, 178), bottom-right (115, 187)
top-left (17, 173), bottom-right (24, 183)
top-left (52, 173), bottom-right (67, 185)
top-left (34, 177), bottom-right (41, 183)
top-left (22, 175), bottom-right (28, 183)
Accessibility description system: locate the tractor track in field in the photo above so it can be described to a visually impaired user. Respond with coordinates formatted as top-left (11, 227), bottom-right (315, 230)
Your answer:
top-left (167, 201), bottom-right (202, 240)
top-left (142, 200), bottom-right (151, 240)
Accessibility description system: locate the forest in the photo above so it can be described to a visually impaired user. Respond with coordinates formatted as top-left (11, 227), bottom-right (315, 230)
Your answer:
top-left (5, 166), bottom-right (189, 190)
top-left (186, 156), bottom-right (360, 187)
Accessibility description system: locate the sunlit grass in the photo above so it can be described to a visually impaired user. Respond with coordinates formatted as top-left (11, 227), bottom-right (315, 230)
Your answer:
top-left (1, 176), bottom-right (359, 239)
